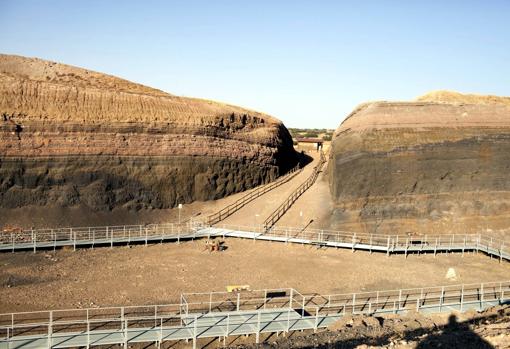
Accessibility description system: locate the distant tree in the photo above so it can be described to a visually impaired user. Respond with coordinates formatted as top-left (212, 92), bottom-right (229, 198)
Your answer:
top-left (303, 131), bottom-right (319, 138)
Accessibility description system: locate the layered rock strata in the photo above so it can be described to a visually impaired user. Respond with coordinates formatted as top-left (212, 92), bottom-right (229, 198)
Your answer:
top-left (0, 54), bottom-right (297, 210)
top-left (329, 97), bottom-right (510, 235)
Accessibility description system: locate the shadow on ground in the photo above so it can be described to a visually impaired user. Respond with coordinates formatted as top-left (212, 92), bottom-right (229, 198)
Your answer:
top-left (231, 309), bottom-right (508, 349)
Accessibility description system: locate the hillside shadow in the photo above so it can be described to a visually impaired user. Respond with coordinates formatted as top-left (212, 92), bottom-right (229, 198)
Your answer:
top-left (298, 151), bottom-right (314, 168)
top-left (415, 314), bottom-right (493, 349)
top-left (290, 311), bottom-right (504, 349)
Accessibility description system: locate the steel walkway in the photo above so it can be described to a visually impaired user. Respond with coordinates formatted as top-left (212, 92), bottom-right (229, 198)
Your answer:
top-left (1, 223), bottom-right (509, 262)
top-left (1, 309), bottom-right (335, 349)
top-left (1, 282), bottom-right (509, 348)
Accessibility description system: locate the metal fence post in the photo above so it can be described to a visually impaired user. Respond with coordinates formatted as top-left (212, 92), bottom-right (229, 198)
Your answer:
top-left (86, 317), bottom-right (90, 349)
top-left (460, 285), bottom-right (464, 312)
top-left (193, 314), bottom-right (197, 349)
top-left (256, 311), bottom-right (261, 343)
top-left (440, 286), bottom-right (444, 312)
top-left (226, 314), bottom-right (230, 340)
top-left (237, 292), bottom-right (240, 311)
top-left (314, 307), bottom-right (319, 332)
top-left (124, 318), bottom-right (128, 349)
top-left (47, 311), bottom-right (53, 349)
top-left (287, 307), bottom-right (291, 333)
top-left (158, 318), bottom-right (163, 349)
top-left (480, 283), bottom-right (484, 310)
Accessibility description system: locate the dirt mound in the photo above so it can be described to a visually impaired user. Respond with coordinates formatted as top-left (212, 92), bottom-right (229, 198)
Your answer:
top-left (418, 90), bottom-right (510, 106)
top-left (0, 54), bottom-right (298, 212)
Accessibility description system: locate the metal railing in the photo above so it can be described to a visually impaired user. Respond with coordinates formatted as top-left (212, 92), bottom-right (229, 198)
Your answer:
top-left (263, 151), bottom-right (326, 229)
top-left (207, 164), bottom-right (301, 225)
top-left (0, 223), bottom-right (197, 252)
top-left (210, 224), bottom-right (510, 262)
top-left (1, 222), bottom-right (509, 262)
top-left (0, 281), bottom-right (508, 348)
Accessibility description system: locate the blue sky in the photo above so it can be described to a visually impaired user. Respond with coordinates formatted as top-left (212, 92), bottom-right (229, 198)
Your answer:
top-left (1, 1), bottom-right (509, 128)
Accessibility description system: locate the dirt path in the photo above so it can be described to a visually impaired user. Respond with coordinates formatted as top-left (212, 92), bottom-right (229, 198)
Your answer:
top-left (218, 152), bottom-right (321, 227)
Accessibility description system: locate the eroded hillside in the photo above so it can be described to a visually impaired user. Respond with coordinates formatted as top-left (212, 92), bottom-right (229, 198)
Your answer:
top-left (328, 93), bottom-right (510, 236)
top-left (0, 54), bottom-right (298, 211)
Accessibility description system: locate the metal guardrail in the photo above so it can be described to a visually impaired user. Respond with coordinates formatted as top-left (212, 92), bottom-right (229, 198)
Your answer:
top-left (207, 164), bottom-right (301, 225)
top-left (263, 151), bottom-right (326, 229)
top-left (0, 281), bottom-right (508, 348)
top-left (1, 222), bottom-right (509, 262)
top-left (0, 223), bottom-right (197, 252)
top-left (210, 224), bottom-right (510, 262)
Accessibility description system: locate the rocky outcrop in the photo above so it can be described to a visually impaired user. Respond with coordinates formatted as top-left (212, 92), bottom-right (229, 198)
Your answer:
top-left (0, 54), bottom-right (297, 210)
top-left (329, 95), bottom-right (510, 235)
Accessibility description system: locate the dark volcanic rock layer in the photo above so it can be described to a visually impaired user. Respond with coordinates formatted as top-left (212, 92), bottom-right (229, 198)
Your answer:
top-left (0, 54), bottom-right (297, 210)
top-left (329, 100), bottom-right (510, 235)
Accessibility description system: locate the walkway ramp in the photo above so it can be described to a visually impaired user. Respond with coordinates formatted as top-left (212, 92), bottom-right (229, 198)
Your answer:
top-left (1, 223), bottom-right (509, 262)
top-left (1, 282), bottom-right (509, 348)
